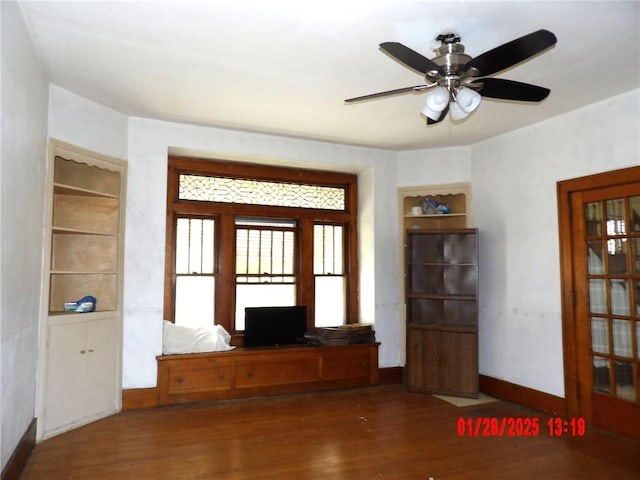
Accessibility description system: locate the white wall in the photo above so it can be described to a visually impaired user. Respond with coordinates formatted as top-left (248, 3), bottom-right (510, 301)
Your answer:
top-left (397, 147), bottom-right (471, 187)
top-left (48, 85), bottom-right (128, 160)
top-left (123, 118), bottom-right (401, 387)
top-left (471, 89), bottom-right (640, 396)
top-left (0, 1), bottom-right (48, 470)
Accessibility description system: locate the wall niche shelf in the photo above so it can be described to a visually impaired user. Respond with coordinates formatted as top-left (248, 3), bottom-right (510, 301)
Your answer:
top-left (400, 183), bottom-right (470, 231)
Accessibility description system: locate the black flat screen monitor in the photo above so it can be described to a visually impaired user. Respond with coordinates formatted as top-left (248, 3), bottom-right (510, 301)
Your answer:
top-left (244, 306), bottom-right (308, 348)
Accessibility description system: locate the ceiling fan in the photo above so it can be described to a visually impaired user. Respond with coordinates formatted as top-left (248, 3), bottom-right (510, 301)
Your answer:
top-left (345, 29), bottom-right (557, 124)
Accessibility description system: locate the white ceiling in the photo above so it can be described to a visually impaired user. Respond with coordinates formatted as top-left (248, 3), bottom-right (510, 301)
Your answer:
top-left (17, 1), bottom-right (640, 151)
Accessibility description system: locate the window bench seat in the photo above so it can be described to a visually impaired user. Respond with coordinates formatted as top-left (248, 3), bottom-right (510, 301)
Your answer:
top-left (157, 343), bottom-right (379, 406)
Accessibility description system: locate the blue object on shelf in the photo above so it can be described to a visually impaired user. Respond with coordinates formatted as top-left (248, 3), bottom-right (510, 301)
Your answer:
top-left (422, 197), bottom-right (450, 215)
top-left (64, 295), bottom-right (97, 313)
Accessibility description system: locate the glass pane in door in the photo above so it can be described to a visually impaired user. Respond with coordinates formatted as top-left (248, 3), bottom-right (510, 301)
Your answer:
top-left (632, 239), bottom-right (640, 274)
top-left (585, 201), bottom-right (602, 236)
top-left (587, 240), bottom-right (604, 274)
top-left (593, 357), bottom-right (610, 394)
top-left (591, 317), bottom-right (609, 354)
top-left (606, 198), bottom-right (626, 235)
top-left (612, 319), bottom-right (632, 357)
top-left (607, 238), bottom-right (627, 274)
top-left (589, 279), bottom-right (607, 314)
top-left (629, 196), bottom-right (640, 232)
top-left (610, 279), bottom-right (630, 315)
top-left (615, 361), bottom-right (635, 401)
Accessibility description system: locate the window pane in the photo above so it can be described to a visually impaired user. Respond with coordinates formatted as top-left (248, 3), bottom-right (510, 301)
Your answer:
top-left (315, 276), bottom-right (346, 327)
top-left (176, 218), bottom-right (214, 274)
top-left (175, 276), bottom-right (214, 327)
top-left (236, 227), bottom-right (294, 276)
top-left (179, 174), bottom-right (345, 210)
top-left (235, 284), bottom-right (296, 330)
top-left (314, 224), bottom-right (343, 274)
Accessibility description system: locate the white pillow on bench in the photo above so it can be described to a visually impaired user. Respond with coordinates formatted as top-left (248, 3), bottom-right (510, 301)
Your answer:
top-left (162, 320), bottom-right (235, 354)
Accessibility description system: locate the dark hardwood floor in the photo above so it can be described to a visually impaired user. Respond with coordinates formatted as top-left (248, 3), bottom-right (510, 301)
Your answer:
top-left (20, 385), bottom-right (640, 479)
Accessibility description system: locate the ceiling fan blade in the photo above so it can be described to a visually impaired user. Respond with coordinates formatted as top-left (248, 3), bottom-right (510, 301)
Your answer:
top-left (427, 103), bottom-right (449, 125)
top-left (471, 78), bottom-right (550, 102)
top-left (379, 42), bottom-right (442, 75)
top-left (465, 29), bottom-right (557, 76)
top-left (345, 85), bottom-right (431, 103)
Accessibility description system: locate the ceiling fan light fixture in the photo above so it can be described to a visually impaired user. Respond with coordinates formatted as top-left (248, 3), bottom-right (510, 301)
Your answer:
top-left (449, 99), bottom-right (470, 121)
top-left (421, 104), bottom-right (443, 121)
top-left (455, 87), bottom-right (481, 113)
top-left (425, 86), bottom-right (450, 110)
top-left (421, 86), bottom-right (450, 120)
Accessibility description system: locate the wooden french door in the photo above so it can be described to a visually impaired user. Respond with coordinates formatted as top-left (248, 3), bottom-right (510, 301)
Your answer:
top-left (558, 167), bottom-right (640, 439)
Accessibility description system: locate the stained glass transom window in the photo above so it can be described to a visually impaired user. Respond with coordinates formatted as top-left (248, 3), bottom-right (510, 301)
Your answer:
top-left (179, 174), bottom-right (345, 210)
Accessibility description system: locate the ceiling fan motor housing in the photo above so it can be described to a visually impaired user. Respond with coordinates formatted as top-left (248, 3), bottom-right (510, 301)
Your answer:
top-left (429, 41), bottom-right (473, 91)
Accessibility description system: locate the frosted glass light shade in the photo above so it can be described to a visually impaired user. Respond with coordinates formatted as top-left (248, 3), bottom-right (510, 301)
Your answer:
top-left (455, 88), bottom-right (481, 113)
top-left (421, 87), bottom-right (450, 120)
top-left (449, 100), bottom-right (469, 121)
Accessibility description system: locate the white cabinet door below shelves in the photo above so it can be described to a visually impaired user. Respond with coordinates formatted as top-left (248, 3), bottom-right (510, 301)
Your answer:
top-left (42, 316), bottom-right (120, 438)
top-left (84, 317), bottom-right (119, 419)
top-left (43, 321), bottom-right (86, 435)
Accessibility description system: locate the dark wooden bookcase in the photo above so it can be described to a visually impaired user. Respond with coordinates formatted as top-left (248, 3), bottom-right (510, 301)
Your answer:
top-left (405, 228), bottom-right (479, 398)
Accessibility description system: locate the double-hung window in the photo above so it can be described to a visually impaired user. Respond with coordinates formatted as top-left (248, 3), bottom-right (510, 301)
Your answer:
top-left (165, 157), bottom-right (358, 338)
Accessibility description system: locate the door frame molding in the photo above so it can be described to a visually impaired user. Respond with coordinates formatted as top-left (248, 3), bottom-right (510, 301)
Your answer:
top-left (557, 165), bottom-right (640, 420)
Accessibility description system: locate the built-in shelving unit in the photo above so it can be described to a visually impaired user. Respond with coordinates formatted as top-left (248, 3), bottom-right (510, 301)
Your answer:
top-left (400, 183), bottom-right (470, 231)
top-left (38, 140), bottom-right (126, 439)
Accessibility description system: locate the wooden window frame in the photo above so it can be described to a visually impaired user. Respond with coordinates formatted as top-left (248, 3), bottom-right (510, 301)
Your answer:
top-left (164, 156), bottom-right (359, 339)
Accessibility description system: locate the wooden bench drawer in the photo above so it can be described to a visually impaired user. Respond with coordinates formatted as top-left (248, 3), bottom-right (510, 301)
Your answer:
top-left (236, 357), bottom-right (319, 388)
top-left (322, 351), bottom-right (371, 380)
top-left (168, 359), bottom-right (232, 394)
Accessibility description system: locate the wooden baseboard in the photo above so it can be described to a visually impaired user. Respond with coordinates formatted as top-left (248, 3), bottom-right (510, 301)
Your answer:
top-left (479, 375), bottom-right (567, 416)
top-left (378, 366), bottom-right (403, 385)
top-left (1, 417), bottom-right (36, 480)
top-left (122, 388), bottom-right (159, 410)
